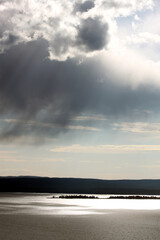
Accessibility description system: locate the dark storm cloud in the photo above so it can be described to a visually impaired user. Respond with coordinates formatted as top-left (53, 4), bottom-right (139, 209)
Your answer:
top-left (77, 18), bottom-right (109, 51)
top-left (74, 0), bottom-right (95, 13)
top-left (0, 39), bottom-right (160, 142)
top-left (0, 32), bottom-right (19, 49)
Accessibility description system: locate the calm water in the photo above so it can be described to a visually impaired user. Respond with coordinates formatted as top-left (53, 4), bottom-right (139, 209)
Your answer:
top-left (0, 193), bottom-right (160, 240)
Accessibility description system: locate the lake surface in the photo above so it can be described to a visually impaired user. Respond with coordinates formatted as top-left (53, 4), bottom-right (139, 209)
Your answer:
top-left (0, 193), bottom-right (160, 239)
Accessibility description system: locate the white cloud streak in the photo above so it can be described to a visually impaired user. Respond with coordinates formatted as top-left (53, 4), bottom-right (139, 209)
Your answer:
top-left (113, 122), bottom-right (160, 134)
top-left (50, 144), bottom-right (160, 154)
top-left (72, 114), bottom-right (108, 121)
top-left (2, 118), bottom-right (101, 132)
top-left (41, 158), bottom-right (67, 163)
top-left (0, 150), bottom-right (21, 161)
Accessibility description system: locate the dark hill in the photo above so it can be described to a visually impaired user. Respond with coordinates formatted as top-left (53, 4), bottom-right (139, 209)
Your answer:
top-left (0, 176), bottom-right (160, 195)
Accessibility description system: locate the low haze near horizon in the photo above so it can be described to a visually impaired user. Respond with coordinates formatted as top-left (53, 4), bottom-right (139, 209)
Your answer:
top-left (1, 0), bottom-right (160, 179)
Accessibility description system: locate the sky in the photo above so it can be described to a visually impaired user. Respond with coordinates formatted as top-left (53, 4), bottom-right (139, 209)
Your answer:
top-left (1, 0), bottom-right (160, 179)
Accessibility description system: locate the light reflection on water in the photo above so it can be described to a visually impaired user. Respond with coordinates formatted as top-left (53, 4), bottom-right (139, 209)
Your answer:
top-left (0, 193), bottom-right (160, 215)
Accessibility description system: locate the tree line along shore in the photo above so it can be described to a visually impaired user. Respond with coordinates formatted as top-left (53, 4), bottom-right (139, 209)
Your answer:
top-left (53, 195), bottom-right (160, 199)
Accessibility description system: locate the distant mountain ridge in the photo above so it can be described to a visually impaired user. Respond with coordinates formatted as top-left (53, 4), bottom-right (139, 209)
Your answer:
top-left (0, 176), bottom-right (160, 195)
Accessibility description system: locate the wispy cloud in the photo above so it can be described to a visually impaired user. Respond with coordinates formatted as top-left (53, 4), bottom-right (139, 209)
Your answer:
top-left (50, 144), bottom-right (160, 154)
top-left (2, 119), bottom-right (101, 132)
top-left (72, 114), bottom-right (108, 121)
top-left (0, 159), bottom-right (25, 162)
top-left (0, 149), bottom-right (24, 162)
top-left (0, 150), bottom-right (16, 154)
top-left (0, 168), bottom-right (36, 176)
top-left (142, 164), bottom-right (160, 169)
top-left (80, 159), bottom-right (104, 163)
top-left (0, 150), bottom-right (18, 160)
top-left (113, 122), bottom-right (160, 134)
top-left (126, 32), bottom-right (160, 45)
top-left (41, 158), bottom-right (67, 163)
top-left (66, 125), bottom-right (101, 131)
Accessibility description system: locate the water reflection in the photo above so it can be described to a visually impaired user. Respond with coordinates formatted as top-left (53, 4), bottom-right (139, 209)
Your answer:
top-left (0, 193), bottom-right (160, 215)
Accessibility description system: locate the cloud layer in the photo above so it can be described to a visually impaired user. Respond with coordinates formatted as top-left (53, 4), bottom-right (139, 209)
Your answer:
top-left (0, 0), bottom-right (154, 60)
top-left (0, 38), bottom-right (160, 142)
top-left (1, 0), bottom-right (160, 143)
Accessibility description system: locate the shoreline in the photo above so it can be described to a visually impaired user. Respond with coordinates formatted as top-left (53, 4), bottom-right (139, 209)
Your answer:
top-left (55, 194), bottom-right (160, 200)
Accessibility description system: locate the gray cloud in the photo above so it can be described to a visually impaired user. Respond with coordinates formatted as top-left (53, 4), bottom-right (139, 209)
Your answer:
top-left (0, 39), bottom-right (160, 142)
top-left (49, 33), bottom-right (73, 57)
top-left (0, 0), bottom-right (153, 60)
top-left (0, 0), bottom-right (109, 60)
top-left (101, 0), bottom-right (131, 9)
top-left (74, 0), bottom-right (95, 13)
top-left (0, 32), bottom-right (20, 53)
top-left (77, 18), bottom-right (109, 51)
top-left (100, 0), bottom-right (153, 12)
